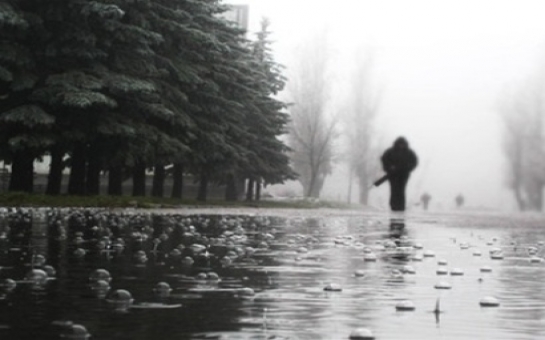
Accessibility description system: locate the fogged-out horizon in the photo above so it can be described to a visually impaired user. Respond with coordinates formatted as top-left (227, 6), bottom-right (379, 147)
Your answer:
top-left (230, 0), bottom-right (545, 211)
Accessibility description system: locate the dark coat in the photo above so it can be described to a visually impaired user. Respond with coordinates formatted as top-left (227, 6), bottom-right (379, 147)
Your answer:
top-left (381, 137), bottom-right (418, 176)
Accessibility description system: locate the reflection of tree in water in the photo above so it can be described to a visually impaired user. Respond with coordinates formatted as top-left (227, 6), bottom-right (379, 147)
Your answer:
top-left (6, 210), bottom-right (545, 338)
top-left (1, 212), bottom-right (289, 339)
top-left (253, 216), bottom-right (416, 337)
top-left (251, 216), bottom-right (334, 336)
top-left (496, 226), bottom-right (545, 338)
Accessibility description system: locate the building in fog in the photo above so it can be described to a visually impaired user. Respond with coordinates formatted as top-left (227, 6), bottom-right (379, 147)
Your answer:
top-left (220, 4), bottom-right (249, 30)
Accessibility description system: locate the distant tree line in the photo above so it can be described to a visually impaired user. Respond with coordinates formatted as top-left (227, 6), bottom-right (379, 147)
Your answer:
top-left (0, 0), bottom-right (295, 200)
top-left (499, 73), bottom-right (545, 211)
top-left (287, 29), bottom-right (381, 201)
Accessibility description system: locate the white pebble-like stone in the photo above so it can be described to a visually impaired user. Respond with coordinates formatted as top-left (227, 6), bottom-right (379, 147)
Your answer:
top-left (423, 250), bottom-right (435, 257)
top-left (402, 265), bottom-right (415, 274)
top-left (395, 300), bottom-right (415, 311)
top-left (383, 240), bottom-right (397, 248)
top-left (324, 283), bottom-right (342, 292)
top-left (450, 268), bottom-right (464, 276)
top-left (480, 266), bottom-right (492, 273)
top-left (473, 249), bottom-right (482, 256)
top-left (490, 252), bottom-right (504, 260)
top-left (413, 243), bottom-right (423, 250)
top-left (436, 267), bottom-right (448, 275)
top-left (479, 296), bottom-right (500, 307)
top-left (349, 328), bottom-right (375, 340)
top-left (363, 253), bottom-right (377, 262)
top-left (354, 270), bottom-right (366, 277)
top-left (530, 256), bottom-right (542, 263)
top-left (237, 287), bottom-right (255, 298)
top-left (26, 269), bottom-right (48, 285)
top-left (412, 254), bottom-right (423, 261)
top-left (390, 269), bottom-right (403, 279)
top-left (437, 259), bottom-right (448, 265)
top-left (434, 281), bottom-right (452, 289)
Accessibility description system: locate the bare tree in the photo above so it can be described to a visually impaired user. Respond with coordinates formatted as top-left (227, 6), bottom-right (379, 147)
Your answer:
top-left (499, 77), bottom-right (545, 211)
top-left (343, 49), bottom-right (381, 204)
top-left (287, 29), bottom-right (337, 198)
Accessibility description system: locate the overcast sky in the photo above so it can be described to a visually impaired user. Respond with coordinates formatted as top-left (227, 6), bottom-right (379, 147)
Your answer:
top-left (226, 0), bottom-right (545, 210)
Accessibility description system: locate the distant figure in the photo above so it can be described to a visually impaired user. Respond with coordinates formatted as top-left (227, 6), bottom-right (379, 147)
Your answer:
top-left (420, 192), bottom-right (431, 210)
top-left (381, 137), bottom-right (418, 211)
top-left (455, 194), bottom-right (465, 208)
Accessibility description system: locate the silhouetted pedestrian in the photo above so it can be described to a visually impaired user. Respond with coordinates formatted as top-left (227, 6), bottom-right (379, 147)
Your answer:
top-left (381, 137), bottom-right (418, 211)
top-left (455, 193), bottom-right (465, 208)
top-left (420, 192), bottom-right (431, 210)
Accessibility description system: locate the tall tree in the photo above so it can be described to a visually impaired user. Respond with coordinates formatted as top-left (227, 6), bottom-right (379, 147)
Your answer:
top-left (182, 1), bottom-right (256, 201)
top-left (344, 50), bottom-right (381, 204)
top-left (0, 1), bottom-right (56, 192)
top-left (0, 0), bottom-right (295, 200)
top-left (287, 29), bottom-right (336, 198)
top-left (499, 78), bottom-right (545, 211)
top-left (242, 18), bottom-right (295, 200)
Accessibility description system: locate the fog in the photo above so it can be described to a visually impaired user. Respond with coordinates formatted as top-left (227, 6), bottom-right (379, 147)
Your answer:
top-left (226, 0), bottom-right (545, 211)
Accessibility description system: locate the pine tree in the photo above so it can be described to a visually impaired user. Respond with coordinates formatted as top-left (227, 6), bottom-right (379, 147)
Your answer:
top-left (0, 0), bottom-right (295, 199)
top-left (246, 18), bottom-right (295, 191)
top-left (0, 1), bottom-right (55, 192)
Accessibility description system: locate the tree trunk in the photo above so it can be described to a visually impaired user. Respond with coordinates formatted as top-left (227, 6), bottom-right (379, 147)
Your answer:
top-left (306, 173), bottom-right (323, 198)
top-left (347, 168), bottom-right (352, 204)
top-left (85, 144), bottom-right (101, 196)
top-left (246, 178), bottom-right (254, 201)
top-left (171, 163), bottom-right (183, 198)
top-left (225, 173), bottom-right (238, 201)
top-left (306, 166), bottom-right (318, 198)
top-left (9, 152), bottom-right (34, 192)
top-left (512, 141), bottom-right (526, 211)
top-left (529, 182), bottom-right (544, 211)
top-left (358, 181), bottom-right (369, 205)
top-left (152, 164), bottom-right (165, 197)
top-left (513, 184), bottom-right (526, 211)
top-left (197, 168), bottom-right (209, 201)
top-left (237, 177), bottom-right (246, 200)
top-left (132, 162), bottom-right (146, 197)
top-left (46, 147), bottom-right (64, 195)
top-left (255, 178), bottom-right (262, 201)
top-left (67, 144), bottom-right (87, 195)
top-left (538, 185), bottom-right (544, 212)
top-left (108, 166), bottom-right (123, 196)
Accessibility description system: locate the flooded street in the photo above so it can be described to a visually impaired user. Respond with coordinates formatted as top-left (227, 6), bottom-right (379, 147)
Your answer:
top-left (0, 208), bottom-right (544, 339)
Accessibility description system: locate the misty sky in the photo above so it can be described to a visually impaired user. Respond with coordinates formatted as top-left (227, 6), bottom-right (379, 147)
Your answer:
top-left (226, 0), bottom-right (545, 210)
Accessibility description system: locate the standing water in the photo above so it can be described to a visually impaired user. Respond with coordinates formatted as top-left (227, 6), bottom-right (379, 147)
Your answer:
top-left (0, 207), bottom-right (544, 339)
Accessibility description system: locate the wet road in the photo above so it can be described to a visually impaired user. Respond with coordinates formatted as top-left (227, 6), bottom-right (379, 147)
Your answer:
top-left (0, 208), bottom-right (544, 339)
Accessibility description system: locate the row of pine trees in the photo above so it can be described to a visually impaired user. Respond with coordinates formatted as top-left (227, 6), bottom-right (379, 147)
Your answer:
top-left (0, 0), bottom-right (295, 200)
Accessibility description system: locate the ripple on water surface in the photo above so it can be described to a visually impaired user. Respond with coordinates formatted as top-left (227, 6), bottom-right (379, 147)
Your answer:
top-left (0, 209), bottom-right (544, 339)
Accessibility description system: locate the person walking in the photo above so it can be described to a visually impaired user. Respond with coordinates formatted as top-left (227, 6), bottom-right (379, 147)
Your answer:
top-left (420, 192), bottom-right (431, 210)
top-left (381, 137), bottom-right (418, 211)
top-left (455, 193), bottom-right (465, 208)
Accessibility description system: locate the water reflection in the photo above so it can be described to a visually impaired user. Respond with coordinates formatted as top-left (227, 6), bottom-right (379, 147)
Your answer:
top-left (0, 209), bottom-right (544, 339)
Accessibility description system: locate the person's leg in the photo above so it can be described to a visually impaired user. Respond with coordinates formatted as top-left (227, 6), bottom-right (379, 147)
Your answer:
top-left (389, 180), bottom-right (396, 210)
top-left (398, 174), bottom-right (410, 210)
top-left (390, 176), bottom-right (403, 211)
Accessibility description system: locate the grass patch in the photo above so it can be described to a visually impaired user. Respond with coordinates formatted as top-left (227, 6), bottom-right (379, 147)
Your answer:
top-left (0, 192), bottom-right (361, 210)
